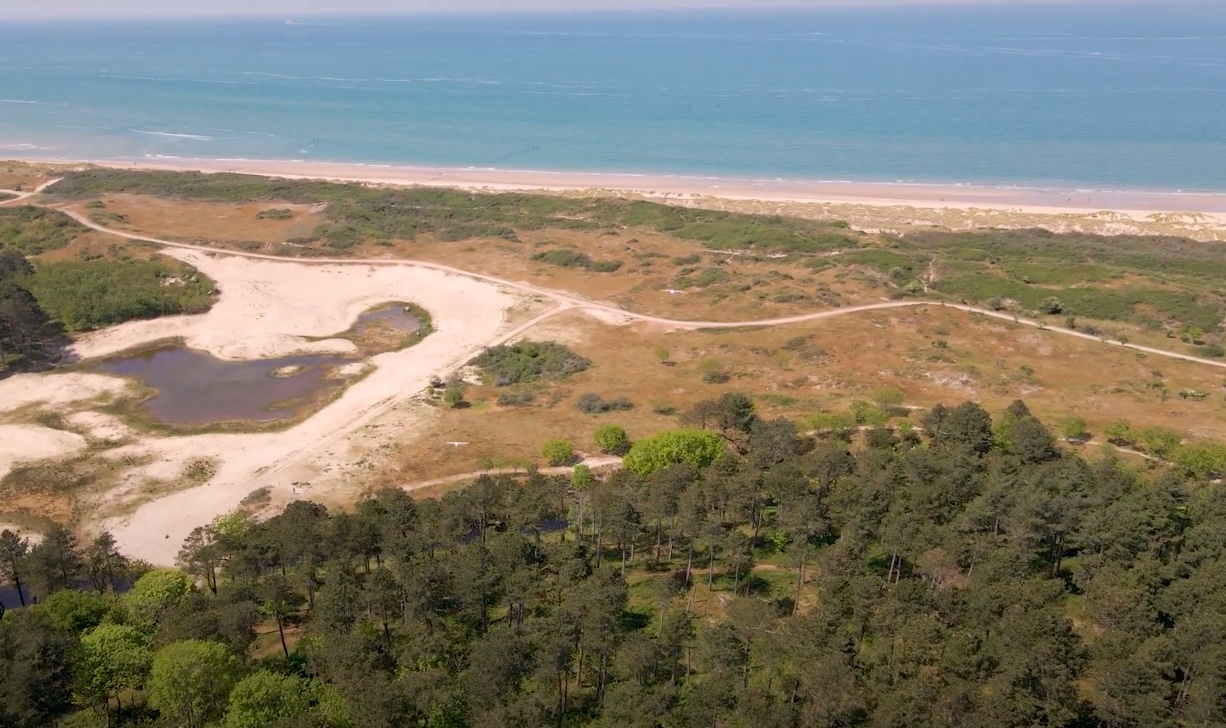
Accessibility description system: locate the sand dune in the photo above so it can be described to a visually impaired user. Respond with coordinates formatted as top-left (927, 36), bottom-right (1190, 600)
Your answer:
top-left (1, 247), bottom-right (531, 565)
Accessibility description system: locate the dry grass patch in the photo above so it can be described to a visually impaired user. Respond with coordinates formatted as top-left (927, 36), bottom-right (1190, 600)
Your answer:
top-left (0, 160), bottom-right (61, 192)
top-left (374, 306), bottom-right (1226, 485)
top-left (71, 194), bottom-right (326, 246)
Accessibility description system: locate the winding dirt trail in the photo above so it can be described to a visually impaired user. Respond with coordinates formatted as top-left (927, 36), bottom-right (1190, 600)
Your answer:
top-left (0, 178), bottom-right (62, 206)
top-left (52, 204), bottom-right (1226, 371)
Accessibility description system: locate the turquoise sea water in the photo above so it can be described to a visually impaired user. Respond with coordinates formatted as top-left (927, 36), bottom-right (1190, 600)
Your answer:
top-left (0, 3), bottom-right (1223, 191)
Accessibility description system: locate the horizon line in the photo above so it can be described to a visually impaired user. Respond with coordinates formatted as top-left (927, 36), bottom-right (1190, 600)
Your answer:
top-left (2, 0), bottom-right (1190, 22)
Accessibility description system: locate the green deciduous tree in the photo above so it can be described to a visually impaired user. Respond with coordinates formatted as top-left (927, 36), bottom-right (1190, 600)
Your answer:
top-left (126, 568), bottom-right (192, 634)
top-left (622, 429), bottom-right (726, 476)
top-left (0, 609), bottom-right (75, 728)
top-left (223, 670), bottom-right (315, 728)
top-left (74, 623), bottom-right (152, 713)
top-left (147, 640), bottom-right (240, 728)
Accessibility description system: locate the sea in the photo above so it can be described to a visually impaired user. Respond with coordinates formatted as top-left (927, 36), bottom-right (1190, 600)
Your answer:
top-left (0, 2), bottom-right (1223, 193)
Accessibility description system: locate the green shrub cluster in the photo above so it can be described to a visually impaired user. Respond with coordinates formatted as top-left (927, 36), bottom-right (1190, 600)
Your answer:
top-left (469, 340), bottom-right (591, 386)
top-left (530, 249), bottom-right (623, 272)
top-left (26, 259), bottom-right (215, 331)
top-left (0, 206), bottom-right (85, 255)
top-left (47, 170), bottom-right (860, 253)
top-left (496, 389), bottom-right (536, 407)
top-left (575, 393), bottom-right (633, 414)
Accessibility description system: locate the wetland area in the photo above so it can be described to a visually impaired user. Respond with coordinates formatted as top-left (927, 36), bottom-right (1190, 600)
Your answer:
top-left (89, 302), bottom-right (425, 427)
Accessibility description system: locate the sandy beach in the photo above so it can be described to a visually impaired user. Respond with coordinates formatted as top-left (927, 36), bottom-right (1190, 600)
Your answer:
top-left (34, 156), bottom-right (1226, 222)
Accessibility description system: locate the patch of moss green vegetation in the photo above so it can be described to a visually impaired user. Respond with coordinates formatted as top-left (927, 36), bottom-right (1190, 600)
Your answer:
top-left (673, 266), bottom-right (729, 289)
top-left (47, 170), bottom-right (858, 253)
top-left (26, 258), bottom-right (215, 331)
top-left (531, 248), bottom-right (623, 272)
top-left (470, 340), bottom-right (591, 386)
top-left (0, 206), bottom-right (86, 255)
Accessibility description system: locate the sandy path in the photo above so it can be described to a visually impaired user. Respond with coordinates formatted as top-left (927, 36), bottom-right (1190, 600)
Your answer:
top-left (0, 177), bottom-right (61, 206)
top-left (401, 455), bottom-right (622, 492)
top-left (61, 208), bottom-right (1226, 371)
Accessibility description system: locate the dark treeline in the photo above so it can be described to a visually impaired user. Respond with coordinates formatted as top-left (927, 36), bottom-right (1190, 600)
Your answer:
top-left (3, 396), bottom-right (1225, 727)
top-left (0, 248), bottom-right (64, 369)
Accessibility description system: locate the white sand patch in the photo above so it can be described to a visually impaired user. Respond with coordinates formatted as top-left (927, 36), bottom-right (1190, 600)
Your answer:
top-left (335, 362), bottom-right (368, 377)
top-left (0, 522), bottom-right (44, 544)
top-left (66, 412), bottom-right (133, 442)
top-left (84, 251), bottom-right (531, 565)
top-left (0, 372), bottom-right (129, 412)
top-left (72, 249), bottom-right (467, 361)
top-left (0, 424), bottom-right (87, 480)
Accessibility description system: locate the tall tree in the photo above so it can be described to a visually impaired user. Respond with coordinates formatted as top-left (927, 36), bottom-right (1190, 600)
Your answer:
top-left (147, 640), bottom-right (241, 728)
top-left (0, 528), bottom-right (30, 606)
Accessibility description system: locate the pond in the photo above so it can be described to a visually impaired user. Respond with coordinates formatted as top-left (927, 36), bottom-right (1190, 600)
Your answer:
top-left (92, 303), bottom-right (423, 426)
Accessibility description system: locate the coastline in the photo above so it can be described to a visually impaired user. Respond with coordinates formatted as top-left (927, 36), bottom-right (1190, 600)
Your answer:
top-left (14, 155), bottom-right (1226, 237)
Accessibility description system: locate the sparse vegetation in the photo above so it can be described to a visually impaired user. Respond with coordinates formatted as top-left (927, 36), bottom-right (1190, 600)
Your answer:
top-left (531, 249), bottom-right (623, 272)
top-left (496, 389), bottom-right (536, 407)
top-left (575, 393), bottom-right (634, 414)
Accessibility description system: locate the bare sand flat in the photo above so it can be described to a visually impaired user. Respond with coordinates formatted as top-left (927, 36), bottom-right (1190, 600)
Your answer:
top-left (0, 424), bottom-right (87, 481)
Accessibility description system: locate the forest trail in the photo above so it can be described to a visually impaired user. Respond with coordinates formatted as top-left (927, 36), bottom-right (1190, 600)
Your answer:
top-left (400, 455), bottom-right (622, 492)
top-left (53, 204), bottom-right (1226, 372)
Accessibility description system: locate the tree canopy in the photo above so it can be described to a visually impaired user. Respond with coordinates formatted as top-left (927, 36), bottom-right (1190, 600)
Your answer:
top-left (5, 397), bottom-right (1226, 727)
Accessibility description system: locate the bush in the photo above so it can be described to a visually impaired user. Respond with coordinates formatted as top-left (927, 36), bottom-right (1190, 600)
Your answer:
top-left (700, 359), bottom-right (731, 384)
top-left (541, 438), bottom-right (576, 466)
top-left (622, 428), bottom-right (726, 475)
top-left (594, 424), bottom-right (631, 455)
top-left (443, 384), bottom-right (467, 408)
top-left (1038, 296), bottom-right (1064, 315)
top-left (496, 390), bottom-right (536, 407)
top-left (531, 249), bottom-right (623, 272)
top-left (576, 393), bottom-right (634, 414)
top-left (851, 400), bottom-right (890, 426)
top-left (1060, 417), bottom-right (1091, 442)
top-left (1104, 419), bottom-right (1135, 447)
top-left (470, 341), bottom-right (591, 386)
top-left (651, 400), bottom-right (678, 416)
top-left (256, 208), bottom-right (294, 220)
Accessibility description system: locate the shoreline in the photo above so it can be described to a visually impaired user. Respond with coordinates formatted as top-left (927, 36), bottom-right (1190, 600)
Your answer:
top-left (20, 155), bottom-right (1226, 221)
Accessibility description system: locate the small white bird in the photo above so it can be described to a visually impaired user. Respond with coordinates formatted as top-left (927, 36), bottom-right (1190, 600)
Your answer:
top-left (446, 441), bottom-right (470, 447)
top-left (664, 289), bottom-right (683, 295)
